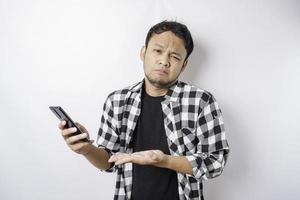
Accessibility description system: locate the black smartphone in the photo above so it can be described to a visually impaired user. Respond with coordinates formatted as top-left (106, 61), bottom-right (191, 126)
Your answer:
top-left (49, 106), bottom-right (89, 142)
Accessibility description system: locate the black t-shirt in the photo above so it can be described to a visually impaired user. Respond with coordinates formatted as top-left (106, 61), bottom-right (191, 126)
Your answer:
top-left (131, 86), bottom-right (179, 200)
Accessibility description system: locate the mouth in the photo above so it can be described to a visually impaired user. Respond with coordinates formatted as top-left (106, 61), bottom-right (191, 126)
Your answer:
top-left (154, 69), bottom-right (168, 75)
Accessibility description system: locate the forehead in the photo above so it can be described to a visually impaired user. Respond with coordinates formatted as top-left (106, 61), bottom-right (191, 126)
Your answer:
top-left (148, 31), bottom-right (186, 53)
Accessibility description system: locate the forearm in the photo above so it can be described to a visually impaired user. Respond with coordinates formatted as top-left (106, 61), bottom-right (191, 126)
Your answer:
top-left (83, 144), bottom-right (111, 170)
top-left (158, 155), bottom-right (193, 175)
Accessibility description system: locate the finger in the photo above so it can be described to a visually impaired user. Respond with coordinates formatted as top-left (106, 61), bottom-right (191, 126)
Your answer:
top-left (108, 155), bottom-right (118, 162)
top-left (58, 120), bottom-right (66, 130)
top-left (109, 153), bottom-right (128, 162)
top-left (115, 160), bottom-right (126, 165)
top-left (115, 156), bottom-right (132, 165)
top-left (61, 127), bottom-right (78, 137)
top-left (130, 155), bottom-right (147, 165)
top-left (66, 133), bottom-right (89, 145)
top-left (71, 142), bottom-right (88, 152)
top-left (114, 152), bottom-right (127, 157)
top-left (66, 133), bottom-right (88, 145)
top-left (75, 122), bottom-right (87, 133)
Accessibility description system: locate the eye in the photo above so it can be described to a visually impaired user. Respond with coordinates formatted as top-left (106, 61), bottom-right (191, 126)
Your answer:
top-left (172, 56), bottom-right (180, 61)
top-left (153, 49), bottom-right (161, 53)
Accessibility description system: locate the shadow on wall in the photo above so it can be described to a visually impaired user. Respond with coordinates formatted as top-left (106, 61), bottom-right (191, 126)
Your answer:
top-left (180, 39), bottom-right (207, 85)
top-left (181, 39), bottom-right (250, 199)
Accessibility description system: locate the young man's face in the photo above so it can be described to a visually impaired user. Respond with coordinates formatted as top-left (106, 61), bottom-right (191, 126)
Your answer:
top-left (140, 31), bottom-right (188, 88)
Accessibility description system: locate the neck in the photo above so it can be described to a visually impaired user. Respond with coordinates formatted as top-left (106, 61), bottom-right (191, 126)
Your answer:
top-left (144, 78), bottom-right (169, 97)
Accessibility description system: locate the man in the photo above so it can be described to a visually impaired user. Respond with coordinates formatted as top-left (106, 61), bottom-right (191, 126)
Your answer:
top-left (58, 20), bottom-right (230, 200)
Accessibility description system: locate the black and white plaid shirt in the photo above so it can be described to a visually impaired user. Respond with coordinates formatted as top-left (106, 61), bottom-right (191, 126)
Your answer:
top-left (96, 78), bottom-right (230, 200)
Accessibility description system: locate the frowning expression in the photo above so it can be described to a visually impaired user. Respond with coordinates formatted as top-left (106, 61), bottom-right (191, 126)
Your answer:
top-left (140, 31), bottom-right (188, 88)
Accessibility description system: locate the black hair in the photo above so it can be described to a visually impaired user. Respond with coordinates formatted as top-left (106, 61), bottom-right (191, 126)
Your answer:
top-left (145, 20), bottom-right (194, 61)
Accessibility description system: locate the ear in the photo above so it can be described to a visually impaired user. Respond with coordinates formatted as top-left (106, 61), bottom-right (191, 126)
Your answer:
top-left (140, 46), bottom-right (146, 62)
top-left (181, 59), bottom-right (188, 72)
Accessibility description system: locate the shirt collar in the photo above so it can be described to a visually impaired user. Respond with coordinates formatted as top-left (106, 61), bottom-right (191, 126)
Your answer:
top-left (129, 78), bottom-right (183, 102)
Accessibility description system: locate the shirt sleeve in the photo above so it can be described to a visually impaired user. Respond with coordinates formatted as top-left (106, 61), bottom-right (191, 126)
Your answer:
top-left (185, 94), bottom-right (230, 181)
top-left (96, 94), bottom-right (120, 173)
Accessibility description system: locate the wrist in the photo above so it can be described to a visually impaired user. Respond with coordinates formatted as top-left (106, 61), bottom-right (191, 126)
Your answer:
top-left (82, 143), bottom-right (93, 156)
top-left (156, 154), bottom-right (171, 168)
top-left (163, 154), bottom-right (171, 169)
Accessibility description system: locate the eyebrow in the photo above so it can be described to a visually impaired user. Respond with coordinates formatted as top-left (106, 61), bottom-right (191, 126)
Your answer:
top-left (153, 43), bottom-right (183, 58)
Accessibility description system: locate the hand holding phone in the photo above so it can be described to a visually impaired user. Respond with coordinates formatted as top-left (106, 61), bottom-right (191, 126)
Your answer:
top-left (49, 106), bottom-right (89, 143)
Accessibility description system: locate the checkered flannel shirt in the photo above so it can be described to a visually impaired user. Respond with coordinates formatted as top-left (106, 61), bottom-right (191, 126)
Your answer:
top-left (96, 78), bottom-right (230, 200)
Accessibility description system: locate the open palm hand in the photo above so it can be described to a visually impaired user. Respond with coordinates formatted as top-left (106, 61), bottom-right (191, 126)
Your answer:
top-left (108, 150), bottom-right (166, 167)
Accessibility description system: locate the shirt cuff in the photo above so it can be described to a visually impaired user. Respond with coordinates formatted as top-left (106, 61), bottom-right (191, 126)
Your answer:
top-left (185, 153), bottom-right (208, 180)
top-left (98, 146), bottom-right (118, 173)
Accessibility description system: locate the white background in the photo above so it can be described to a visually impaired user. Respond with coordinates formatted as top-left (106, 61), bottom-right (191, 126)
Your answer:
top-left (1, 0), bottom-right (299, 199)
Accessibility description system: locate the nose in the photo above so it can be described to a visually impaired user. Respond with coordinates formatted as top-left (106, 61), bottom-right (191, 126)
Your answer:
top-left (159, 53), bottom-right (170, 68)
